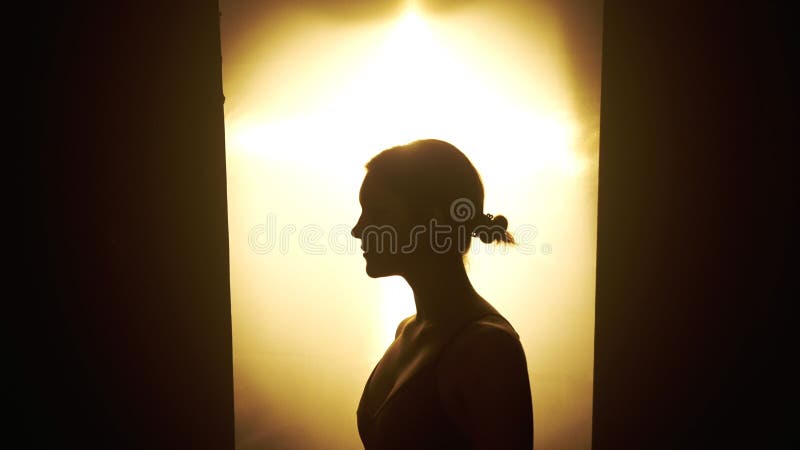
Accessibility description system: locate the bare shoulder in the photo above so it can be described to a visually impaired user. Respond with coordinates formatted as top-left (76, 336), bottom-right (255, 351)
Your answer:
top-left (394, 314), bottom-right (416, 339)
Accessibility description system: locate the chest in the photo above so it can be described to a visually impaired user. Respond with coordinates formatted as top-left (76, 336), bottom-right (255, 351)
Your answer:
top-left (357, 331), bottom-right (474, 450)
top-left (360, 334), bottom-right (445, 417)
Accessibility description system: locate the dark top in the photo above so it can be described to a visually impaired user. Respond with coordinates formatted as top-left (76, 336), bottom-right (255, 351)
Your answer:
top-left (356, 313), bottom-right (518, 450)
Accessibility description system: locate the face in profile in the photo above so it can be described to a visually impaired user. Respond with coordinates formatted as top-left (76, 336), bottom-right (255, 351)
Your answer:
top-left (351, 173), bottom-right (422, 278)
top-left (352, 139), bottom-right (500, 278)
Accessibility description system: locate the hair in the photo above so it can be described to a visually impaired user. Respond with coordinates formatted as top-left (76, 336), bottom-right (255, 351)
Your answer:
top-left (365, 139), bottom-right (514, 252)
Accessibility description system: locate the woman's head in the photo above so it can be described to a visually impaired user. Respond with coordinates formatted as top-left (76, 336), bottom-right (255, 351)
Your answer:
top-left (351, 139), bottom-right (513, 278)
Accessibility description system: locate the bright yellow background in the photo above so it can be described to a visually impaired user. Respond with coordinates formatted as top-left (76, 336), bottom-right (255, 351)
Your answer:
top-left (221, 1), bottom-right (601, 448)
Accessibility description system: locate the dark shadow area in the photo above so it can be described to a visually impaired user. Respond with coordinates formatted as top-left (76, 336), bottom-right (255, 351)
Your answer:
top-left (19, 1), bottom-right (234, 448)
top-left (593, 2), bottom-right (796, 449)
top-left (15, 0), bottom-right (796, 448)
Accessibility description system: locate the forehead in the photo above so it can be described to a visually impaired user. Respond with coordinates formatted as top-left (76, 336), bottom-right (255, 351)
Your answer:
top-left (359, 172), bottom-right (405, 208)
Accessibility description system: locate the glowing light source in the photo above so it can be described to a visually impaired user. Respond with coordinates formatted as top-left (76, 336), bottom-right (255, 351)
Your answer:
top-left (226, 6), bottom-right (586, 178)
top-left (223, 3), bottom-right (599, 449)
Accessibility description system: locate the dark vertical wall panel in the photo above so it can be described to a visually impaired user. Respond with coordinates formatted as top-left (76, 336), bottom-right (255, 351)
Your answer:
top-left (22, 1), bottom-right (234, 448)
top-left (593, 2), bottom-right (795, 449)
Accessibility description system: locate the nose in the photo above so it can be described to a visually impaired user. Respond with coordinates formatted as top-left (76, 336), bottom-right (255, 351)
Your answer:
top-left (351, 214), bottom-right (364, 240)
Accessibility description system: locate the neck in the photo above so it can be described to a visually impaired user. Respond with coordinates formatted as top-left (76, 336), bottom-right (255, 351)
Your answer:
top-left (400, 255), bottom-right (487, 325)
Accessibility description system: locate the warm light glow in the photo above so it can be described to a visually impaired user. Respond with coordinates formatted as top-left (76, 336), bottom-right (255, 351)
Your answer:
top-left (223, 2), bottom-right (600, 449)
top-left (228, 7), bottom-right (586, 177)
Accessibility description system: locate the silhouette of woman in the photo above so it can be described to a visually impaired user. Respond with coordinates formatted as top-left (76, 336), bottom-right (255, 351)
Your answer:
top-left (352, 139), bottom-right (534, 449)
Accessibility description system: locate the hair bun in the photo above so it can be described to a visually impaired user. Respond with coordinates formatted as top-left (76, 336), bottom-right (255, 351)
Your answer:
top-left (473, 213), bottom-right (514, 244)
top-left (490, 214), bottom-right (509, 230)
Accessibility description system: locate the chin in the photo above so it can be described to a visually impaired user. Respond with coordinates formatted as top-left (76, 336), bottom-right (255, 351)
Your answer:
top-left (364, 258), bottom-right (397, 278)
top-left (365, 265), bottom-right (390, 278)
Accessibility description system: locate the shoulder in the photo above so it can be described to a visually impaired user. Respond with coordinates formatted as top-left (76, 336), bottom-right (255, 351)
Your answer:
top-left (395, 314), bottom-right (416, 339)
top-left (441, 316), bottom-right (525, 373)
top-left (435, 314), bottom-right (527, 390)
top-left (436, 316), bottom-right (533, 448)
